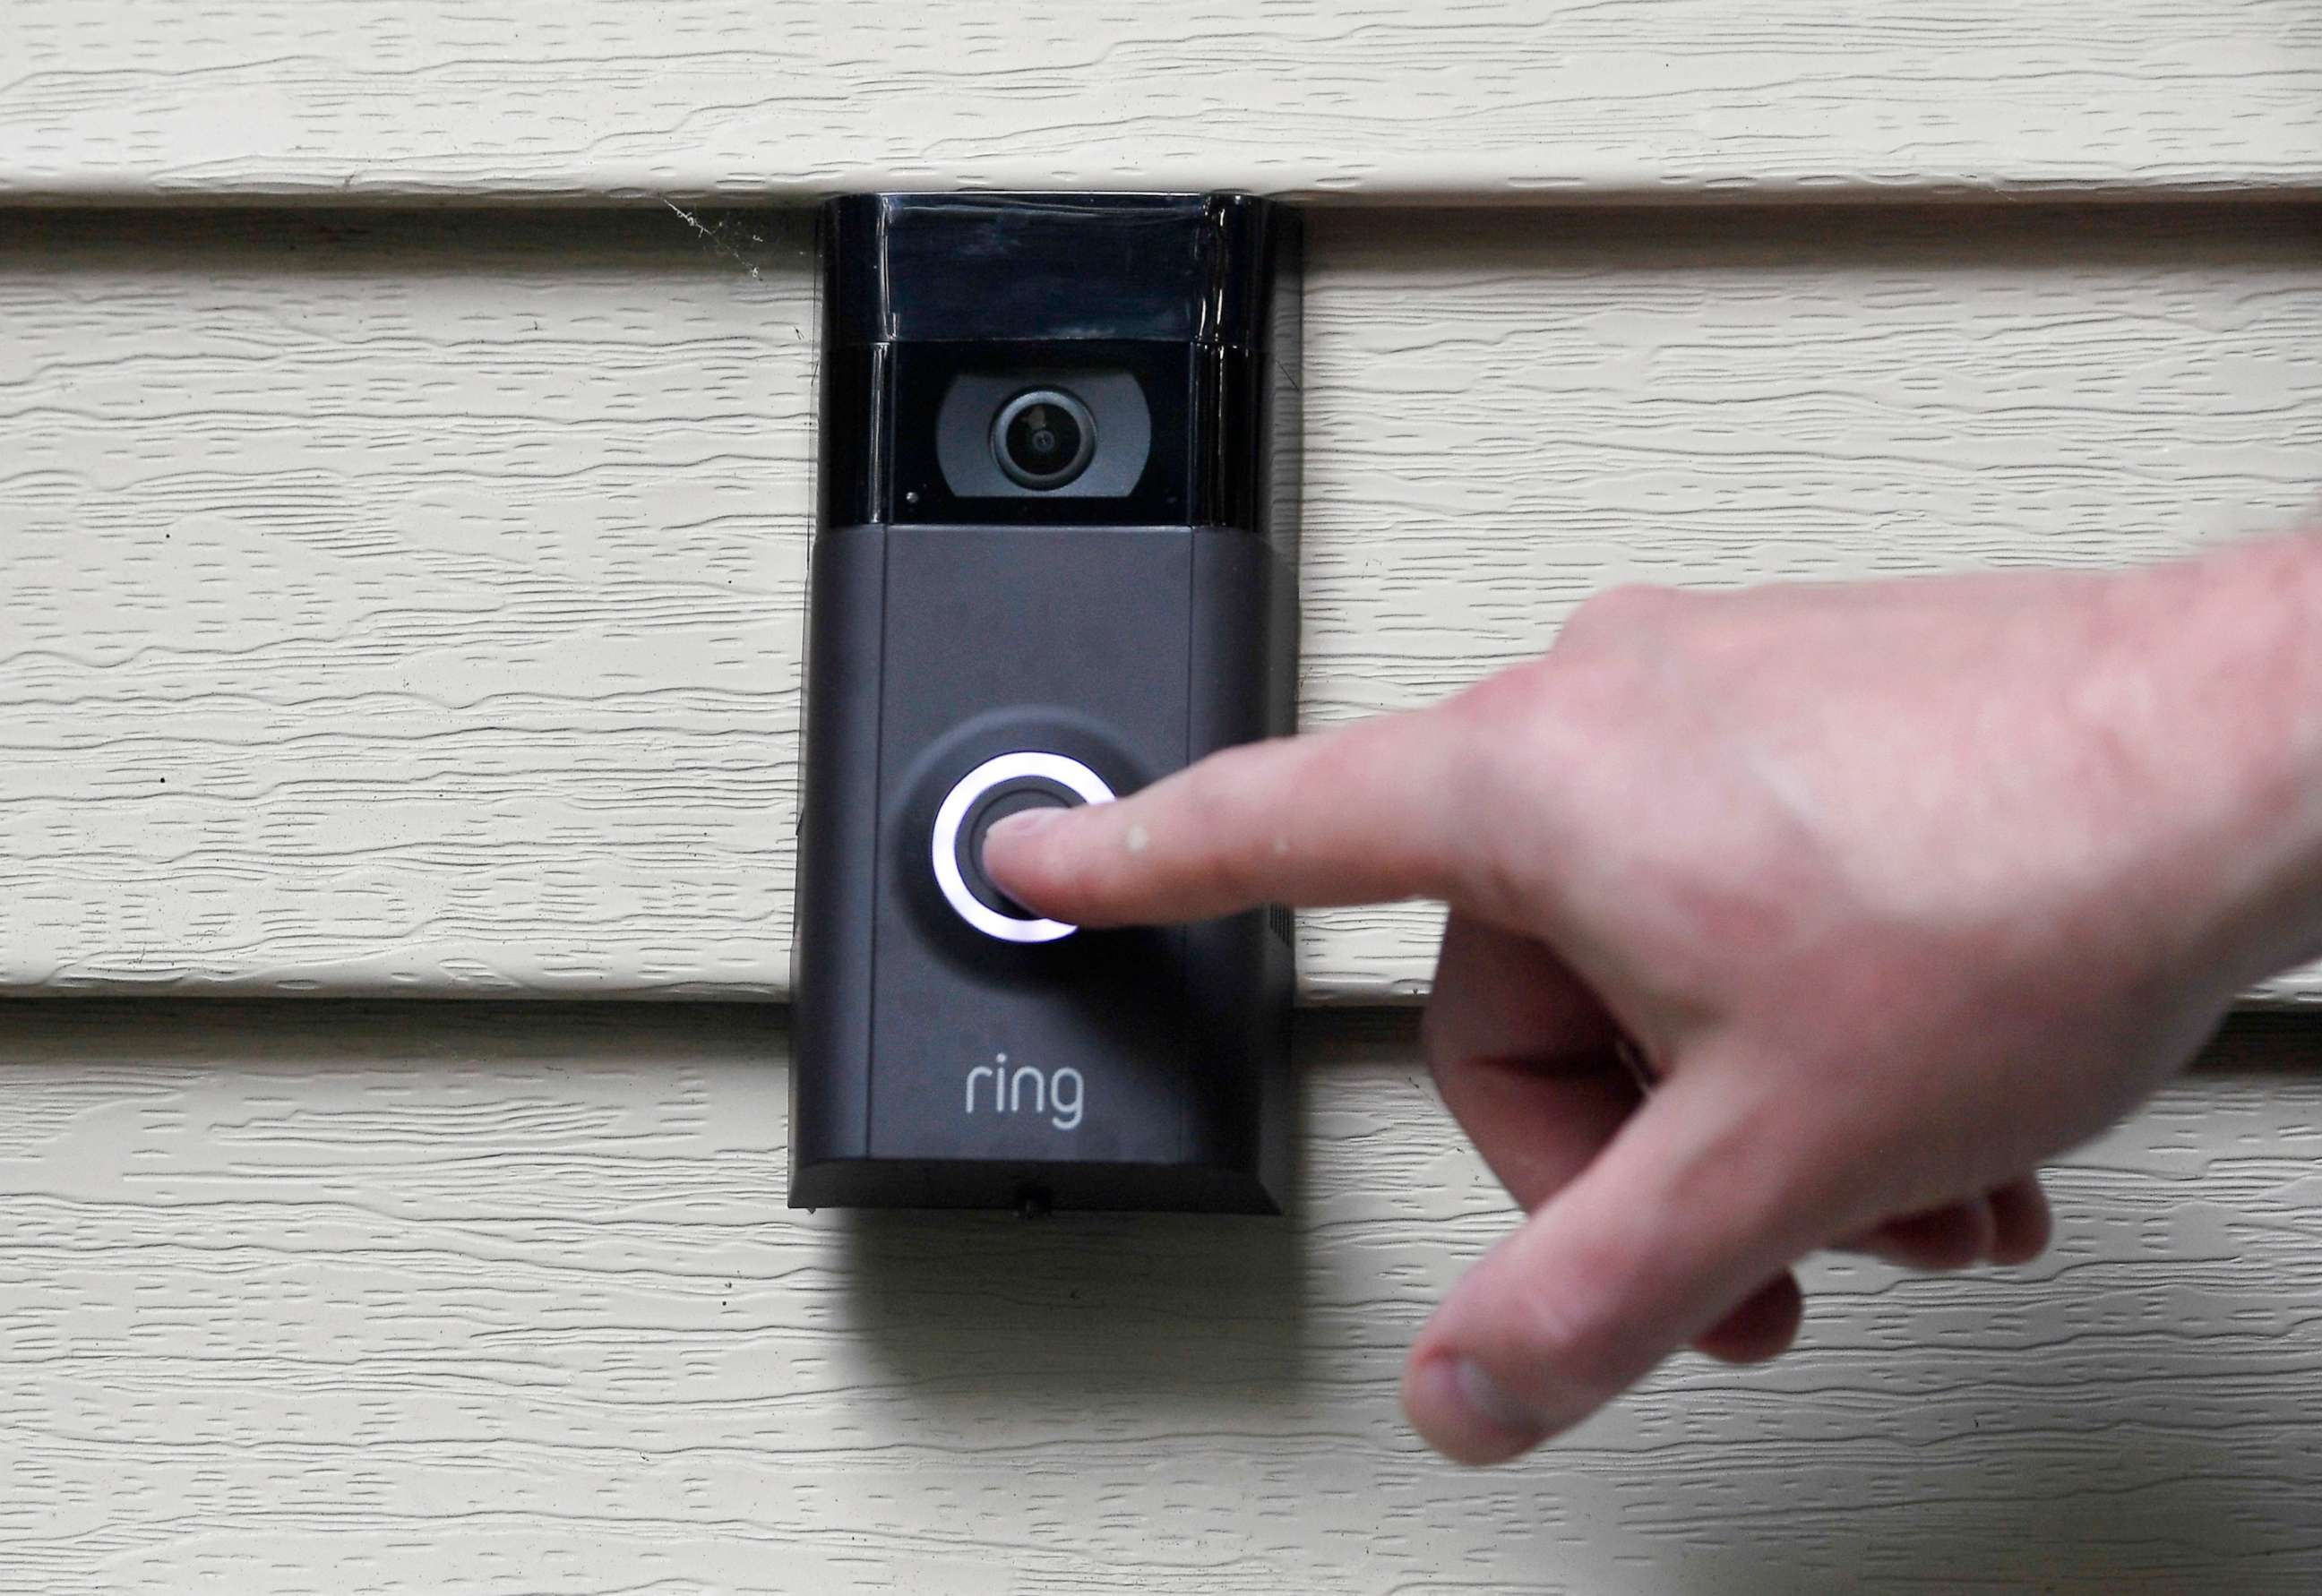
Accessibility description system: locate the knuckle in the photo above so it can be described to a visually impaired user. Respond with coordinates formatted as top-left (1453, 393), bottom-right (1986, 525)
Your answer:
top-left (1561, 581), bottom-right (1686, 648)
top-left (1447, 654), bottom-right (1553, 728)
top-left (1416, 1000), bottom-right (1464, 1087)
top-left (1434, 676), bottom-right (1537, 795)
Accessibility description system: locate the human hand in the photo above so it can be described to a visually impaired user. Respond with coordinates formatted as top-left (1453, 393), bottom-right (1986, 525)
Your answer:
top-left (984, 536), bottom-right (2322, 1463)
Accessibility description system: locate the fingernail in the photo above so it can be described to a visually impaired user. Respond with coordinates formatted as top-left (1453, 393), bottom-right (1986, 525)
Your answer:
top-left (1452, 1359), bottom-right (1551, 1436)
top-left (1407, 1356), bottom-right (1551, 1464)
top-left (984, 809), bottom-right (1061, 848)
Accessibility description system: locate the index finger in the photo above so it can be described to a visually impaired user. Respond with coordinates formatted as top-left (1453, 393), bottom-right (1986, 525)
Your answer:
top-left (980, 708), bottom-right (1484, 926)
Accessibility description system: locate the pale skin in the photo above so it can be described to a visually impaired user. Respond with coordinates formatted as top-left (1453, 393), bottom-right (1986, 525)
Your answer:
top-left (984, 528), bottom-right (2322, 1465)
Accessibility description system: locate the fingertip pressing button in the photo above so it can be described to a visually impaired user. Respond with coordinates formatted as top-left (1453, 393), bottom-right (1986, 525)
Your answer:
top-left (960, 782), bottom-right (1073, 917)
top-left (931, 752), bottom-right (1114, 942)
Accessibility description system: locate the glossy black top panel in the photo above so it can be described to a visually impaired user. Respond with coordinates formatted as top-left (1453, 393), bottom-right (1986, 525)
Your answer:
top-left (822, 193), bottom-right (1291, 348)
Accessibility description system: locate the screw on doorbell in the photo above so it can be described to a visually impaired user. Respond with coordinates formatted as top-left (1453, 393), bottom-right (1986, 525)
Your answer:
top-left (931, 751), bottom-right (1114, 942)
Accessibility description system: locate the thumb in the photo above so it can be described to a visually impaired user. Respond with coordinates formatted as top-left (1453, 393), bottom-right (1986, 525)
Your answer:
top-left (1403, 1060), bottom-right (1835, 1463)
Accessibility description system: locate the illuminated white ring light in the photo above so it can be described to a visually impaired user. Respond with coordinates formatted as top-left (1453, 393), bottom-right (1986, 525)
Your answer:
top-left (931, 751), bottom-right (1115, 943)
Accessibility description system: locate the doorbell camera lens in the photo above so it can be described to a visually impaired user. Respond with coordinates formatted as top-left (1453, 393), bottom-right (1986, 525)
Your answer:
top-left (932, 372), bottom-right (1151, 502)
top-left (993, 389), bottom-right (1096, 489)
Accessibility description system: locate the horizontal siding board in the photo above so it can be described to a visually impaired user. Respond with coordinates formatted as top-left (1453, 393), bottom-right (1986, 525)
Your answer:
top-left (3, 206), bottom-right (2318, 1000)
top-left (1, 1), bottom-right (2318, 203)
top-left (0, 1001), bottom-right (2309, 1591)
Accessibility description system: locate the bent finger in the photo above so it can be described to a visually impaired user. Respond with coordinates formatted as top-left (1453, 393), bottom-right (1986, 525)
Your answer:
top-left (1845, 1197), bottom-right (1996, 1272)
top-left (1423, 916), bottom-right (1792, 1365)
top-left (1422, 914), bottom-right (1617, 1093)
top-left (1426, 1058), bottom-right (1806, 1381)
top-left (1691, 1273), bottom-right (1806, 1366)
top-left (1989, 1174), bottom-right (2053, 1265)
top-left (1404, 1060), bottom-right (1835, 1464)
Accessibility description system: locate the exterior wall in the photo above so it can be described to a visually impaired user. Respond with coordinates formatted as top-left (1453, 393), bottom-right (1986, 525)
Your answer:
top-left (4, 7), bottom-right (2318, 1585)
top-left (6, 208), bottom-right (2317, 1000)
top-left (3, 0), bottom-right (2314, 202)
top-left (0, 1002), bottom-right (2310, 1593)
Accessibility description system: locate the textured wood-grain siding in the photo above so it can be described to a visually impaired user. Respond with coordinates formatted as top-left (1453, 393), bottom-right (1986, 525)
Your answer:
top-left (6, 207), bottom-right (2318, 1000)
top-left (2, 1), bottom-right (2318, 203)
top-left (0, 1001), bottom-right (2311, 1592)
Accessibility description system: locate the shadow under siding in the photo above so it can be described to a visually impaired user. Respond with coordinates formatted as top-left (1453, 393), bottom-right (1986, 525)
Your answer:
top-left (3, 197), bottom-right (2311, 283)
top-left (0, 204), bottom-right (816, 283)
top-left (0, 996), bottom-right (2306, 1071)
top-left (1308, 198), bottom-right (2322, 276)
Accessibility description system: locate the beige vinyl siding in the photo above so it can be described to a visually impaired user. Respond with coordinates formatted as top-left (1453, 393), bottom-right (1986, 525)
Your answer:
top-left (4, 206), bottom-right (2317, 1000)
top-left (1, 0), bottom-right (2316, 204)
top-left (0, 1001), bottom-right (2309, 1593)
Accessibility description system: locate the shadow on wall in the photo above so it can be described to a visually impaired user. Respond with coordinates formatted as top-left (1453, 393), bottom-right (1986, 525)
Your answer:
top-left (823, 1025), bottom-right (1474, 1425)
top-left (1303, 198), bottom-right (2322, 279)
top-left (0, 998), bottom-right (1317, 1423)
top-left (0, 204), bottom-right (814, 286)
top-left (12, 197), bottom-right (2314, 302)
top-left (838, 1206), bottom-right (1311, 1424)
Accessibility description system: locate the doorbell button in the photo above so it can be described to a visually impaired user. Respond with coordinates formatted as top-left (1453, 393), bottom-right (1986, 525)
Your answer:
top-left (957, 780), bottom-right (1074, 917)
top-left (932, 752), bottom-right (1114, 942)
top-left (991, 389), bottom-right (1097, 490)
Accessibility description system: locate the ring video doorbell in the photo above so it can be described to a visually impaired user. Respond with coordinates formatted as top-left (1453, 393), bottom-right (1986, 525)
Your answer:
top-left (791, 193), bottom-right (1301, 1214)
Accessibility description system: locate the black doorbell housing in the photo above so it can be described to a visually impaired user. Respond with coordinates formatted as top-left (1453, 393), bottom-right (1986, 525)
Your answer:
top-left (791, 193), bottom-right (1301, 1214)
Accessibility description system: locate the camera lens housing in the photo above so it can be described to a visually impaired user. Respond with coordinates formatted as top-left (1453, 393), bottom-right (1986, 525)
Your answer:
top-left (926, 368), bottom-right (1153, 505)
top-left (992, 389), bottom-right (1096, 489)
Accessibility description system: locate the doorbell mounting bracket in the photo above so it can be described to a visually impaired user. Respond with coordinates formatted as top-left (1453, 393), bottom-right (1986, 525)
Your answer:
top-left (789, 192), bottom-right (1302, 1214)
